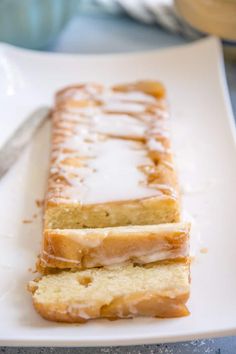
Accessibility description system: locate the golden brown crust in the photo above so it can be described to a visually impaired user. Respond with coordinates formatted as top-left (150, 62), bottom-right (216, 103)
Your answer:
top-left (44, 81), bottom-right (180, 229)
top-left (113, 80), bottom-right (166, 99)
top-left (39, 223), bottom-right (190, 271)
top-left (29, 283), bottom-right (190, 323)
top-left (31, 292), bottom-right (190, 323)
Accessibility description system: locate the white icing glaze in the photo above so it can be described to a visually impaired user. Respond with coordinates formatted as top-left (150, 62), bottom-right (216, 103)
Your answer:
top-left (80, 139), bottom-right (158, 204)
top-left (155, 108), bottom-right (169, 119)
top-left (67, 304), bottom-right (91, 319)
top-left (103, 101), bottom-right (146, 113)
top-left (42, 251), bottom-right (81, 265)
top-left (49, 84), bottom-right (175, 204)
top-left (89, 243), bottom-right (188, 267)
top-left (50, 137), bottom-right (163, 204)
top-left (78, 309), bottom-right (90, 320)
top-left (107, 91), bottom-right (157, 103)
top-left (71, 234), bottom-right (104, 248)
top-left (59, 112), bottom-right (147, 139)
top-left (148, 184), bottom-right (178, 198)
top-left (136, 247), bottom-right (189, 263)
top-left (58, 223), bottom-right (188, 235)
top-left (162, 160), bottom-right (175, 170)
top-left (147, 138), bottom-right (168, 153)
top-left (92, 114), bottom-right (146, 138)
top-left (43, 244), bottom-right (188, 268)
top-left (72, 89), bottom-right (157, 104)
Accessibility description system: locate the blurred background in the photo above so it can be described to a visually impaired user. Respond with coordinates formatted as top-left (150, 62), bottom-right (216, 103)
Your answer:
top-left (0, 0), bottom-right (235, 58)
top-left (1, 0), bottom-right (235, 112)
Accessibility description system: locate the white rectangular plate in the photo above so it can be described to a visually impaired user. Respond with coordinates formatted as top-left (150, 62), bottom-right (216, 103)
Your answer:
top-left (0, 37), bottom-right (236, 346)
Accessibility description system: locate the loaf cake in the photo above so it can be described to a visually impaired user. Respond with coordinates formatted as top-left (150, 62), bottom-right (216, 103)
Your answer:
top-left (39, 223), bottom-right (190, 271)
top-left (29, 262), bottom-right (190, 322)
top-left (29, 81), bottom-right (190, 322)
top-left (44, 81), bottom-right (180, 229)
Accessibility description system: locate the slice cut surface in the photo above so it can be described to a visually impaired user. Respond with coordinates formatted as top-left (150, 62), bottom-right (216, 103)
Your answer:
top-left (29, 262), bottom-right (190, 322)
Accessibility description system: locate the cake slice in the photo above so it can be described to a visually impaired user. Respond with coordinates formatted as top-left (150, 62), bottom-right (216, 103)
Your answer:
top-left (45, 81), bottom-right (180, 229)
top-left (39, 223), bottom-right (190, 271)
top-left (29, 262), bottom-right (190, 322)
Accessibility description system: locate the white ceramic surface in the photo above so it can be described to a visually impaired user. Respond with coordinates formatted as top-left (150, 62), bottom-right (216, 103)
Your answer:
top-left (0, 37), bottom-right (236, 346)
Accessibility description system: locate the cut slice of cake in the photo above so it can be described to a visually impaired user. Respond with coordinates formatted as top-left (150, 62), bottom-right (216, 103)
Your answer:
top-left (39, 223), bottom-right (190, 271)
top-left (45, 81), bottom-right (180, 229)
top-left (29, 262), bottom-right (190, 322)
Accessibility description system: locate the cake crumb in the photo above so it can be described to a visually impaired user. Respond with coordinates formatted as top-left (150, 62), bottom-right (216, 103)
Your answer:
top-left (33, 213), bottom-right (38, 219)
top-left (22, 219), bottom-right (32, 224)
top-left (28, 267), bottom-right (38, 273)
top-left (35, 199), bottom-right (44, 208)
top-left (200, 247), bottom-right (208, 254)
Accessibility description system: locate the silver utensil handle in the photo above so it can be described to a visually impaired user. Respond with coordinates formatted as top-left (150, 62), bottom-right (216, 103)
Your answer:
top-left (0, 107), bottom-right (50, 179)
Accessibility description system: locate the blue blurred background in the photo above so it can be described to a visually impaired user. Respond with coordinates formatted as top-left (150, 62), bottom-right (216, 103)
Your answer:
top-left (0, 0), bottom-right (78, 49)
top-left (0, 0), bottom-right (235, 114)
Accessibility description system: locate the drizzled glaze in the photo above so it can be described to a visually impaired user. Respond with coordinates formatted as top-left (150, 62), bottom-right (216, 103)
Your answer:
top-left (47, 82), bottom-right (177, 205)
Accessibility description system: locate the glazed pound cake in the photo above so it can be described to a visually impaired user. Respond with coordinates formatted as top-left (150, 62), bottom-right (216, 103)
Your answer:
top-left (29, 262), bottom-right (190, 322)
top-left (39, 223), bottom-right (190, 271)
top-left (45, 81), bottom-right (180, 229)
top-left (28, 81), bottom-right (191, 322)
